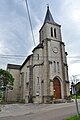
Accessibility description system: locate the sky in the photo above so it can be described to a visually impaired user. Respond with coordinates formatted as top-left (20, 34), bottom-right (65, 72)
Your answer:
top-left (0, 0), bottom-right (80, 81)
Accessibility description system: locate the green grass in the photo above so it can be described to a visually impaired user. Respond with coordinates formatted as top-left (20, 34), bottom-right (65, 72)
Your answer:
top-left (65, 115), bottom-right (80, 120)
top-left (77, 96), bottom-right (80, 99)
top-left (72, 95), bottom-right (80, 99)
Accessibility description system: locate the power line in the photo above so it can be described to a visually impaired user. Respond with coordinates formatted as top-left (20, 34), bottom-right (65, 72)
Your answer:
top-left (0, 54), bottom-right (26, 57)
top-left (25, 0), bottom-right (36, 46)
top-left (0, 55), bottom-right (80, 58)
top-left (0, 54), bottom-right (80, 60)
top-left (0, 54), bottom-right (80, 58)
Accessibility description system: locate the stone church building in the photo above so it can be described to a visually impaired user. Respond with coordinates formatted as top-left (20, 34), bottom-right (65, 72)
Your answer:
top-left (6, 6), bottom-right (70, 103)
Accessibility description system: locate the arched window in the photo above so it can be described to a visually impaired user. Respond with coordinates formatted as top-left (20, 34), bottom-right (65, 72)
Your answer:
top-left (36, 77), bottom-right (39, 96)
top-left (37, 77), bottom-right (39, 84)
top-left (37, 54), bottom-right (39, 60)
top-left (54, 61), bottom-right (56, 72)
top-left (51, 27), bottom-right (53, 37)
top-left (54, 28), bottom-right (56, 38)
top-left (57, 62), bottom-right (60, 73)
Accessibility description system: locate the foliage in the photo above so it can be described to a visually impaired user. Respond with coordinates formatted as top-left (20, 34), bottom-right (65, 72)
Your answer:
top-left (65, 115), bottom-right (80, 120)
top-left (0, 69), bottom-right (14, 91)
top-left (0, 90), bottom-right (2, 98)
top-left (71, 95), bottom-right (80, 99)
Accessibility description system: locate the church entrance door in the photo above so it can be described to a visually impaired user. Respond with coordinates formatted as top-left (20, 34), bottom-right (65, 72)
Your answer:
top-left (53, 78), bottom-right (61, 99)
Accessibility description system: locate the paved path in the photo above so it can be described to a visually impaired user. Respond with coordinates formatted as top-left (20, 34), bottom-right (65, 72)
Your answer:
top-left (0, 101), bottom-right (80, 120)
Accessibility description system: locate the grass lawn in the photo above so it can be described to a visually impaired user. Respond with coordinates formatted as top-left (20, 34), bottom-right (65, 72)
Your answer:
top-left (72, 95), bottom-right (80, 99)
top-left (77, 96), bottom-right (80, 99)
top-left (65, 115), bottom-right (80, 120)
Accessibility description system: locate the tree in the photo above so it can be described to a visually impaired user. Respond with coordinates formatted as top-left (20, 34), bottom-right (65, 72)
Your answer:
top-left (0, 90), bottom-right (2, 98)
top-left (0, 69), bottom-right (14, 91)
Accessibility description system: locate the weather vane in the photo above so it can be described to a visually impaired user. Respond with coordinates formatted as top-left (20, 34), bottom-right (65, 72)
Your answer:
top-left (47, 4), bottom-right (49, 9)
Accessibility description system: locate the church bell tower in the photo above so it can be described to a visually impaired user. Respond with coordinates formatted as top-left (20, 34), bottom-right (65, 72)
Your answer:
top-left (39, 6), bottom-right (70, 102)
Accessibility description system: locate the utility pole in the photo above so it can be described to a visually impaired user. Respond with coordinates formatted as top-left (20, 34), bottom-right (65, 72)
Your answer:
top-left (71, 76), bottom-right (80, 116)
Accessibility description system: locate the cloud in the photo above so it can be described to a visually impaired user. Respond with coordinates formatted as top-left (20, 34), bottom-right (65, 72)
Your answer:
top-left (0, 0), bottom-right (29, 68)
top-left (0, 0), bottom-right (42, 69)
top-left (69, 63), bottom-right (80, 76)
top-left (0, 0), bottom-right (80, 77)
top-left (58, 0), bottom-right (80, 71)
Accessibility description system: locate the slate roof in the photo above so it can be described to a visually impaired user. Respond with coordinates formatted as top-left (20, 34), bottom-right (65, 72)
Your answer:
top-left (20, 54), bottom-right (33, 70)
top-left (32, 43), bottom-right (43, 52)
top-left (7, 64), bottom-right (21, 70)
top-left (44, 6), bottom-right (60, 26)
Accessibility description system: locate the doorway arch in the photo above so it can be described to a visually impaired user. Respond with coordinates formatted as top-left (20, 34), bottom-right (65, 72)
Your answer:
top-left (53, 78), bottom-right (61, 99)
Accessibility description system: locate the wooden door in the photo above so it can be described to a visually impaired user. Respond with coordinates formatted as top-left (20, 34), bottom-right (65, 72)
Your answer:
top-left (53, 78), bottom-right (61, 99)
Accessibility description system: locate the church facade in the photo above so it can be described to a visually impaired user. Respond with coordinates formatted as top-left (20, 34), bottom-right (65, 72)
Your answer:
top-left (6, 6), bottom-right (70, 103)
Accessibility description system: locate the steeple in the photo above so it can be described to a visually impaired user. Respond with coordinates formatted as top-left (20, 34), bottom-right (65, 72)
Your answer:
top-left (44, 5), bottom-right (60, 26)
top-left (39, 6), bottom-right (61, 43)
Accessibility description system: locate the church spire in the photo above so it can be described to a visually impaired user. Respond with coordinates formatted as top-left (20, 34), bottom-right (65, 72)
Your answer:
top-left (44, 6), bottom-right (60, 26)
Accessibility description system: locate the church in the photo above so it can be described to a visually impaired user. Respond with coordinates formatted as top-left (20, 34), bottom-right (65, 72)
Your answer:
top-left (6, 6), bottom-right (70, 103)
